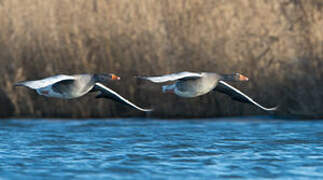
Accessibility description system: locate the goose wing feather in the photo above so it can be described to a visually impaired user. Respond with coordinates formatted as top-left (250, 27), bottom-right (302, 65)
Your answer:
top-left (138, 72), bottom-right (203, 83)
top-left (15, 75), bottom-right (75, 89)
top-left (94, 83), bottom-right (153, 112)
top-left (214, 81), bottom-right (278, 111)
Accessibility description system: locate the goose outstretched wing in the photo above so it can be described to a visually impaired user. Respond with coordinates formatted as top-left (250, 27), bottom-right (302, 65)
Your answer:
top-left (15, 75), bottom-right (75, 89)
top-left (94, 83), bottom-right (153, 112)
top-left (137, 72), bottom-right (203, 83)
top-left (214, 81), bottom-right (278, 111)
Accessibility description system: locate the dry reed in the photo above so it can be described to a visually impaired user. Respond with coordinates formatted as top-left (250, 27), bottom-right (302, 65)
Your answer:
top-left (0, 0), bottom-right (322, 118)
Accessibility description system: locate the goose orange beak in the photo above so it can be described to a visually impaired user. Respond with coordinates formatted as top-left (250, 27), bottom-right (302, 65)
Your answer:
top-left (111, 74), bottom-right (121, 80)
top-left (239, 74), bottom-right (249, 81)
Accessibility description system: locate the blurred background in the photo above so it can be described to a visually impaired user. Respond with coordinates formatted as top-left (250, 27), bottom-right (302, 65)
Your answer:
top-left (0, 0), bottom-right (322, 118)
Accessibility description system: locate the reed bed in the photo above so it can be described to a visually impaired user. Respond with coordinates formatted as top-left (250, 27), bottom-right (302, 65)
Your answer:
top-left (0, 0), bottom-right (322, 118)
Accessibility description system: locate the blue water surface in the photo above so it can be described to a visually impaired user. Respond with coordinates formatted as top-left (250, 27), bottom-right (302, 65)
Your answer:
top-left (0, 117), bottom-right (322, 179)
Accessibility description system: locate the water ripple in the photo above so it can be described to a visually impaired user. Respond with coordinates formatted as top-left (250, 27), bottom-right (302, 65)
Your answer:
top-left (0, 119), bottom-right (322, 179)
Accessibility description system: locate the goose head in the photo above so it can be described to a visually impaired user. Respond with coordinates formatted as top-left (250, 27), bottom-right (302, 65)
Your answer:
top-left (234, 73), bottom-right (249, 81)
top-left (220, 73), bottom-right (249, 82)
top-left (94, 74), bottom-right (120, 82)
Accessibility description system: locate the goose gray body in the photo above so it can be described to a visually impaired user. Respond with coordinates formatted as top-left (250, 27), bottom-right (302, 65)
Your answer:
top-left (15, 74), bottom-right (152, 112)
top-left (173, 73), bottom-right (220, 97)
top-left (49, 74), bottom-right (94, 99)
top-left (138, 72), bottom-right (277, 111)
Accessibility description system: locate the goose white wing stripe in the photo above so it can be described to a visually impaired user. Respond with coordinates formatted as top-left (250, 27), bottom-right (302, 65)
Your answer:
top-left (15, 75), bottom-right (75, 89)
top-left (139, 72), bottom-right (202, 83)
top-left (95, 83), bottom-right (153, 112)
top-left (218, 81), bottom-right (278, 111)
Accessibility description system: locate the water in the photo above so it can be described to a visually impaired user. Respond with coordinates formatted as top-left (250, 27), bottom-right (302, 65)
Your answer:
top-left (0, 118), bottom-right (322, 179)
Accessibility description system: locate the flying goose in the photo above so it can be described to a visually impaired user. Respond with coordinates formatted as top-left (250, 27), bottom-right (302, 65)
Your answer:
top-left (15, 74), bottom-right (152, 112)
top-left (138, 72), bottom-right (277, 111)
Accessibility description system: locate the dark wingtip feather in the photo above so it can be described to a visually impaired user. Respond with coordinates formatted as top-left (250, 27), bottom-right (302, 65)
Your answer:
top-left (135, 76), bottom-right (147, 80)
top-left (14, 82), bottom-right (24, 87)
top-left (269, 105), bottom-right (279, 111)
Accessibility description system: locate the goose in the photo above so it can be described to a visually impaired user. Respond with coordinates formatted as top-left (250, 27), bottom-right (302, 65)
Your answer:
top-left (138, 72), bottom-right (277, 111)
top-left (15, 74), bottom-right (152, 112)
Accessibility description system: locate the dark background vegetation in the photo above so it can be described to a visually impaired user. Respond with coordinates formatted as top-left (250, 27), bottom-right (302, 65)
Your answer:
top-left (0, 0), bottom-right (322, 118)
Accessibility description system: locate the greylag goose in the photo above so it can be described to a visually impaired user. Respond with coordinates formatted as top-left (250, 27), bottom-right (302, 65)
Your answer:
top-left (138, 72), bottom-right (277, 111)
top-left (15, 74), bottom-right (152, 112)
